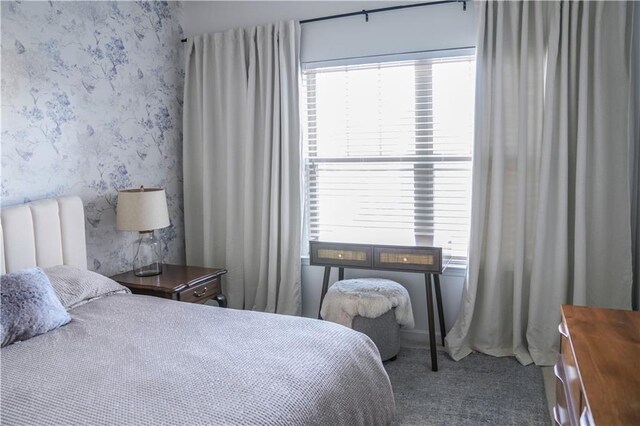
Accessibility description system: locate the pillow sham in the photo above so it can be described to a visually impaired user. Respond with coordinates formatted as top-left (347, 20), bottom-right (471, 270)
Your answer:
top-left (44, 265), bottom-right (131, 311)
top-left (1, 267), bottom-right (71, 347)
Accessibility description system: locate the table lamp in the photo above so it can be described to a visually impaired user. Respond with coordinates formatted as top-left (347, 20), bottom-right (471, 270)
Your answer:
top-left (116, 187), bottom-right (170, 276)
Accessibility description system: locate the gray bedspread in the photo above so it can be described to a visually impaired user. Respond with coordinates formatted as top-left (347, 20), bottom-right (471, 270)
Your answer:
top-left (1, 294), bottom-right (395, 425)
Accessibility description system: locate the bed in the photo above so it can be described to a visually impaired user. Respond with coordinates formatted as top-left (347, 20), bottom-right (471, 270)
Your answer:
top-left (0, 196), bottom-right (395, 425)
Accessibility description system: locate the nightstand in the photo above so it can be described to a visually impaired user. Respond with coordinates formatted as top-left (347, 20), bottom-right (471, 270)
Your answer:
top-left (111, 264), bottom-right (228, 307)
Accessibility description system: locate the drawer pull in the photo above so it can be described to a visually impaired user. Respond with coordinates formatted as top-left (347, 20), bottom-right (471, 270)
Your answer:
top-left (554, 405), bottom-right (568, 425)
top-left (559, 322), bottom-right (568, 338)
top-left (193, 287), bottom-right (208, 297)
top-left (580, 407), bottom-right (593, 426)
top-left (554, 363), bottom-right (565, 385)
top-left (555, 356), bottom-right (578, 385)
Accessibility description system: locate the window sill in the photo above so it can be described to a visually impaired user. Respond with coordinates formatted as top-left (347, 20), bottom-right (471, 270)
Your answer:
top-left (300, 256), bottom-right (467, 277)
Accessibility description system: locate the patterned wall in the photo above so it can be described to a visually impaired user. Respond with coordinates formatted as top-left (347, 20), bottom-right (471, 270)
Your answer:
top-left (1, 1), bottom-right (185, 275)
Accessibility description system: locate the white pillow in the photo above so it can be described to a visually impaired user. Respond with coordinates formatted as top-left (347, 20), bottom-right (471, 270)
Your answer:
top-left (44, 265), bottom-right (130, 310)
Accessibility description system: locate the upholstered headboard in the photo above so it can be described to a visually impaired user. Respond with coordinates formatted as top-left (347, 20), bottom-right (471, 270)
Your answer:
top-left (0, 196), bottom-right (87, 274)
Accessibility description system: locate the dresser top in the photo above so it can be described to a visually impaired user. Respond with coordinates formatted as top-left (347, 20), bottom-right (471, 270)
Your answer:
top-left (561, 305), bottom-right (640, 425)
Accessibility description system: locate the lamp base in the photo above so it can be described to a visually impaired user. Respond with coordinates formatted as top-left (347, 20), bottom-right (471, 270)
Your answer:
top-left (133, 231), bottom-right (163, 276)
top-left (134, 263), bottom-right (163, 277)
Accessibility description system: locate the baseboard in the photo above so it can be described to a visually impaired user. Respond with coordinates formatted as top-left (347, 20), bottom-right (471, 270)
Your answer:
top-left (400, 329), bottom-right (443, 349)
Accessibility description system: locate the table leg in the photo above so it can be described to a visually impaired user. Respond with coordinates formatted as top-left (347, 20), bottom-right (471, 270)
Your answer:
top-left (425, 273), bottom-right (438, 371)
top-left (434, 274), bottom-right (446, 346)
top-left (338, 267), bottom-right (344, 281)
top-left (318, 266), bottom-right (332, 319)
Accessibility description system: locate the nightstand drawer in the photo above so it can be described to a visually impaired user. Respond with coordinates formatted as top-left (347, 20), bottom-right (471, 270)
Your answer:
top-left (373, 246), bottom-right (442, 273)
top-left (178, 278), bottom-right (221, 303)
top-left (310, 241), bottom-right (373, 268)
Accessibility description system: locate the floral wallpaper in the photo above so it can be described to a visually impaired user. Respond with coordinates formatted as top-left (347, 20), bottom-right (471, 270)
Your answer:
top-left (1, 1), bottom-right (185, 276)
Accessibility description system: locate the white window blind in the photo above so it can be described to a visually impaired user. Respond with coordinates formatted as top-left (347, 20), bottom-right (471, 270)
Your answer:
top-left (302, 55), bottom-right (475, 264)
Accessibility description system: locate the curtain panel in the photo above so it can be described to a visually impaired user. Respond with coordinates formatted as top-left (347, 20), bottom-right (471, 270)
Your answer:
top-left (183, 21), bottom-right (302, 315)
top-left (631, 2), bottom-right (640, 311)
top-left (446, 1), bottom-right (635, 366)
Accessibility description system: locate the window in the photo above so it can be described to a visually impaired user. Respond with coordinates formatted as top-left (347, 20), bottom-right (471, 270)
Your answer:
top-left (302, 55), bottom-right (475, 265)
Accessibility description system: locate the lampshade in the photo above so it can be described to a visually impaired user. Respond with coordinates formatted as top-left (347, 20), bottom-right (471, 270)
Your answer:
top-left (116, 188), bottom-right (170, 232)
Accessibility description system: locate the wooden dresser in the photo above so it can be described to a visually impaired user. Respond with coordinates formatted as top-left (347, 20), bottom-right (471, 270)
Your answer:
top-left (555, 305), bottom-right (640, 425)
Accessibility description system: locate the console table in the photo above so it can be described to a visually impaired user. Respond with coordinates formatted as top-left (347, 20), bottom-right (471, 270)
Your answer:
top-left (310, 240), bottom-right (449, 371)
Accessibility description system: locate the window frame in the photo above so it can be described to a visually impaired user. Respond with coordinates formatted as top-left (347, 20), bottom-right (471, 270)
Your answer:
top-left (301, 49), bottom-right (475, 267)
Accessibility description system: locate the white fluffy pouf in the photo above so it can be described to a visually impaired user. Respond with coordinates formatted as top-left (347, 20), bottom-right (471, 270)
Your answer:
top-left (320, 278), bottom-right (415, 329)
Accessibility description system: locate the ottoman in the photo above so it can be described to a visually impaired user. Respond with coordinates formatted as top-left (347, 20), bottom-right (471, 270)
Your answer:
top-left (320, 278), bottom-right (414, 361)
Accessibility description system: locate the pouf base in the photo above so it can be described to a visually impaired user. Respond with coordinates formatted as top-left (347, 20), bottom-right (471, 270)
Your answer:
top-left (352, 309), bottom-right (400, 361)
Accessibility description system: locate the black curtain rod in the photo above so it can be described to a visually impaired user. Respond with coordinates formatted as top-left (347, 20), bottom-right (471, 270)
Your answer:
top-left (300, 0), bottom-right (466, 24)
top-left (180, 0), bottom-right (466, 43)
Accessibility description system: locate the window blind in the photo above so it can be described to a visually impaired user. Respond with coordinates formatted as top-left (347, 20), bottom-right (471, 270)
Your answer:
top-left (302, 55), bottom-right (475, 263)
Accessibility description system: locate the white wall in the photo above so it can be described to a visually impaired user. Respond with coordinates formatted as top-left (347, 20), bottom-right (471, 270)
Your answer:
top-left (181, 0), bottom-right (477, 344)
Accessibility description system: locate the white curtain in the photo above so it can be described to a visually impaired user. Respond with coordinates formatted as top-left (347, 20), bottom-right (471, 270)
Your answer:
top-left (446, 1), bottom-right (635, 366)
top-left (183, 21), bottom-right (302, 315)
top-left (631, 2), bottom-right (640, 311)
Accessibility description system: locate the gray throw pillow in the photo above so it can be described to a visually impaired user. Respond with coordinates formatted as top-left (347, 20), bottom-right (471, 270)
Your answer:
top-left (1, 267), bottom-right (71, 347)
